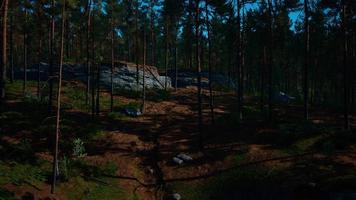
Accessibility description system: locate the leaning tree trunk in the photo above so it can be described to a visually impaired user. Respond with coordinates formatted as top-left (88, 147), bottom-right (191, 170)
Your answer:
top-left (195, 0), bottom-right (203, 148)
top-left (0, 0), bottom-right (9, 99)
top-left (51, 0), bottom-right (66, 194)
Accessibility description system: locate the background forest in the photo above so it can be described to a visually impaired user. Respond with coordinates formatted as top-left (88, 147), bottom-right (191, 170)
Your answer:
top-left (0, 0), bottom-right (356, 199)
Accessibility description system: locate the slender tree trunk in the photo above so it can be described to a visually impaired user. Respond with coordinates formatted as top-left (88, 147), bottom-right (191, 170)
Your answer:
top-left (236, 0), bottom-right (242, 121)
top-left (86, 0), bottom-right (92, 106)
top-left (195, 0), bottom-right (203, 148)
top-left (174, 27), bottom-right (178, 91)
top-left (9, 11), bottom-right (14, 84)
top-left (37, 38), bottom-right (42, 98)
top-left (23, 7), bottom-right (28, 96)
top-left (37, 3), bottom-right (43, 98)
top-left (48, 0), bottom-right (55, 113)
top-left (267, 0), bottom-right (274, 121)
top-left (51, 0), bottom-right (66, 193)
top-left (164, 21), bottom-right (169, 90)
top-left (96, 59), bottom-right (100, 115)
top-left (135, 0), bottom-right (139, 88)
top-left (304, 0), bottom-right (310, 120)
top-left (91, 12), bottom-right (96, 117)
top-left (342, 2), bottom-right (349, 130)
top-left (110, 2), bottom-right (115, 112)
top-left (150, 0), bottom-right (155, 66)
top-left (205, 1), bottom-right (214, 124)
top-left (0, 0), bottom-right (9, 99)
top-left (261, 46), bottom-right (267, 112)
top-left (142, 21), bottom-right (146, 113)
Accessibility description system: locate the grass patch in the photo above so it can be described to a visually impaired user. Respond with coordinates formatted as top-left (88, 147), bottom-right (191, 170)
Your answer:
top-left (168, 166), bottom-right (283, 200)
top-left (108, 112), bottom-right (129, 121)
top-left (0, 161), bottom-right (47, 188)
top-left (61, 176), bottom-right (125, 200)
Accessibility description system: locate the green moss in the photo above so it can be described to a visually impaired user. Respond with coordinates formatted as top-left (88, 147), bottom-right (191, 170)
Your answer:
top-left (0, 161), bottom-right (47, 188)
top-left (169, 166), bottom-right (283, 200)
top-left (63, 177), bottom-right (125, 200)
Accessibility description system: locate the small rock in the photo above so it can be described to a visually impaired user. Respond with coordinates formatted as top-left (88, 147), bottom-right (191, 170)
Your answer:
top-left (170, 193), bottom-right (181, 200)
top-left (123, 108), bottom-right (142, 117)
top-left (177, 153), bottom-right (193, 161)
top-left (173, 157), bottom-right (184, 165)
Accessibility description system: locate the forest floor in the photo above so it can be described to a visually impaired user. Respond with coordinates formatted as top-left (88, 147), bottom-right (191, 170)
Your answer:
top-left (1, 80), bottom-right (356, 200)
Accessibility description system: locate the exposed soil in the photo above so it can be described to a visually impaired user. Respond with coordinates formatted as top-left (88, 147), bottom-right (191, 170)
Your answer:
top-left (1, 83), bottom-right (356, 200)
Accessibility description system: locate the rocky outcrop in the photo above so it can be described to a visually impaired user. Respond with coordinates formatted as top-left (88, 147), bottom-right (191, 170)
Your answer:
top-left (15, 61), bottom-right (172, 91)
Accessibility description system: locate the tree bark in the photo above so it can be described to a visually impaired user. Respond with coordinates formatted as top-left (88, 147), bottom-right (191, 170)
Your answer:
top-left (164, 21), bottom-right (169, 90)
top-left (236, 0), bottom-right (242, 121)
top-left (142, 21), bottom-right (146, 113)
top-left (86, 0), bottom-right (92, 106)
top-left (205, 1), bottom-right (214, 124)
top-left (342, 2), bottom-right (349, 130)
top-left (9, 10), bottom-right (14, 84)
top-left (110, 1), bottom-right (115, 112)
top-left (23, 6), bottom-right (28, 96)
top-left (51, 0), bottom-right (66, 193)
top-left (48, 0), bottom-right (55, 113)
top-left (195, 0), bottom-right (203, 148)
top-left (0, 0), bottom-right (8, 99)
top-left (304, 0), bottom-right (310, 120)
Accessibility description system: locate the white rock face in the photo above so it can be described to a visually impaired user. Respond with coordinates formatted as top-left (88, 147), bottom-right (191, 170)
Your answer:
top-left (173, 157), bottom-right (184, 165)
top-left (100, 62), bottom-right (172, 91)
top-left (177, 153), bottom-right (193, 162)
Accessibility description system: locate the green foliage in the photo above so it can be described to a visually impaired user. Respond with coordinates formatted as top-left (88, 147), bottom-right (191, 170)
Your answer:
top-left (169, 166), bottom-right (283, 200)
top-left (73, 138), bottom-right (87, 158)
top-left (64, 176), bottom-right (125, 200)
top-left (0, 161), bottom-right (46, 187)
top-left (146, 89), bottom-right (172, 102)
top-left (108, 112), bottom-right (129, 121)
top-left (59, 158), bottom-right (118, 180)
top-left (23, 92), bottom-right (48, 107)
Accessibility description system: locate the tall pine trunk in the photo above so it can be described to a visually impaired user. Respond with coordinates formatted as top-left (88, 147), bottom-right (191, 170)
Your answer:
top-left (342, 2), bottom-right (349, 130)
top-left (9, 10), bottom-right (14, 84)
top-left (51, 0), bottom-right (66, 193)
top-left (267, 0), bottom-right (274, 121)
top-left (23, 7), bottom-right (28, 96)
top-left (86, 0), bottom-right (92, 106)
top-left (48, 0), bottom-right (55, 113)
top-left (142, 21), bottom-right (146, 113)
top-left (195, 0), bottom-right (203, 148)
top-left (0, 0), bottom-right (9, 99)
top-left (304, 0), bottom-right (310, 120)
top-left (110, 1), bottom-right (115, 112)
top-left (236, 0), bottom-right (242, 121)
top-left (205, 1), bottom-right (214, 124)
top-left (164, 21), bottom-right (169, 90)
